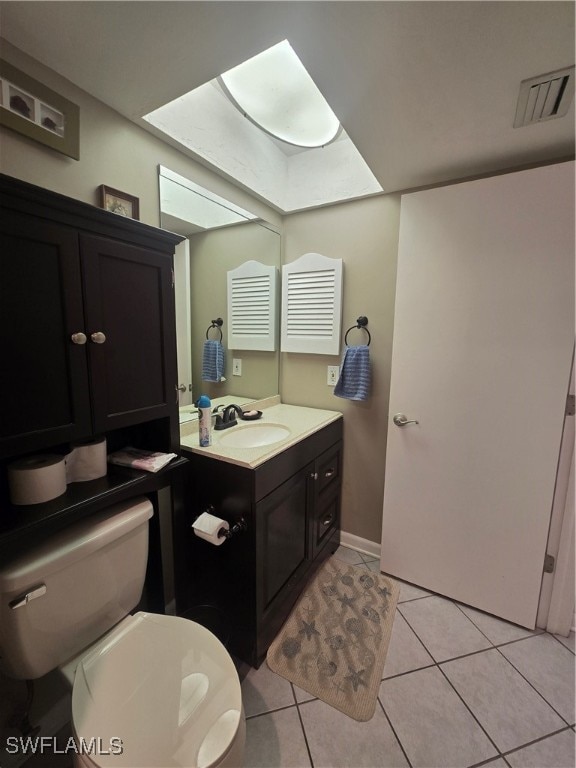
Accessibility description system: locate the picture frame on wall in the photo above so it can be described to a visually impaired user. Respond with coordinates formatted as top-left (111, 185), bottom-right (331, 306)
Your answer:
top-left (98, 185), bottom-right (140, 220)
top-left (0, 58), bottom-right (80, 160)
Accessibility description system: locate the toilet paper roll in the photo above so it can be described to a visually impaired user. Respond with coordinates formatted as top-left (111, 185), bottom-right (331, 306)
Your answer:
top-left (192, 512), bottom-right (229, 546)
top-left (65, 437), bottom-right (107, 483)
top-left (8, 454), bottom-right (67, 505)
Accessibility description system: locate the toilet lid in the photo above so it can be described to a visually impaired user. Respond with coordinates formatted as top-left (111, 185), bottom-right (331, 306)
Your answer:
top-left (71, 612), bottom-right (242, 768)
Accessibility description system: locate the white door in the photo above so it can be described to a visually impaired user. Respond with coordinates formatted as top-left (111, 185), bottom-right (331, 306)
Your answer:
top-left (380, 162), bottom-right (574, 628)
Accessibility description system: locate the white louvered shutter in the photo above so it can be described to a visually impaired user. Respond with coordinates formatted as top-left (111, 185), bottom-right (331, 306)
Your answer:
top-left (227, 260), bottom-right (278, 351)
top-left (281, 253), bottom-right (343, 354)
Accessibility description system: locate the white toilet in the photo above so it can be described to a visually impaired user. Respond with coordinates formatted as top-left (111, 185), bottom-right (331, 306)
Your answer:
top-left (0, 497), bottom-right (245, 768)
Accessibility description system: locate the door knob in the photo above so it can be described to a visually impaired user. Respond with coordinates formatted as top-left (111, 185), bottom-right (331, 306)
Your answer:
top-left (393, 413), bottom-right (419, 427)
top-left (90, 331), bottom-right (106, 344)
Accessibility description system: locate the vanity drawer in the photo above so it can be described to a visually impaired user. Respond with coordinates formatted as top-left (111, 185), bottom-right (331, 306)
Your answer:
top-left (316, 443), bottom-right (341, 495)
top-left (311, 486), bottom-right (340, 559)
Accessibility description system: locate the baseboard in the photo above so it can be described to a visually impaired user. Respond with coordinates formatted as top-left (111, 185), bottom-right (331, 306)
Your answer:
top-left (340, 531), bottom-right (381, 560)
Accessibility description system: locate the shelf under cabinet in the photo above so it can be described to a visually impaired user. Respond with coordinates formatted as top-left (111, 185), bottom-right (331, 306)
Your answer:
top-left (0, 457), bottom-right (188, 549)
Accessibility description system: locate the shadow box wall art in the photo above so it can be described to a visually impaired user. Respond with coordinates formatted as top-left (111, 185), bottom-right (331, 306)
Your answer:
top-left (0, 59), bottom-right (80, 160)
top-left (98, 186), bottom-right (140, 220)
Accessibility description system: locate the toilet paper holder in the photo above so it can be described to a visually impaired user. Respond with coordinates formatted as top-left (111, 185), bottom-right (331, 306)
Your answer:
top-left (197, 506), bottom-right (248, 540)
top-left (218, 518), bottom-right (248, 539)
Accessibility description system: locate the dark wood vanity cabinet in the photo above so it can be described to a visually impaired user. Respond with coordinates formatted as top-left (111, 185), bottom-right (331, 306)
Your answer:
top-left (178, 418), bottom-right (343, 667)
top-left (0, 175), bottom-right (181, 459)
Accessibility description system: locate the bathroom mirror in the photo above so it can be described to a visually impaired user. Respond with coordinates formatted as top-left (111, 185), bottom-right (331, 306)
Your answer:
top-left (158, 167), bottom-right (281, 420)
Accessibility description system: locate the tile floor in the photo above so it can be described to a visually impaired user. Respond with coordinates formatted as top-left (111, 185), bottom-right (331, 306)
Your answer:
top-left (9, 545), bottom-right (575, 768)
top-left (239, 545), bottom-right (575, 768)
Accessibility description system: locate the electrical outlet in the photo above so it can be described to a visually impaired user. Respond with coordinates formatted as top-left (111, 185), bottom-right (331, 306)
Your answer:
top-left (233, 358), bottom-right (242, 376)
top-left (327, 365), bottom-right (339, 386)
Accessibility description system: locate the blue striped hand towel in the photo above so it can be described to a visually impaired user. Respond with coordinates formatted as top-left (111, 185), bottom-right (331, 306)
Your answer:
top-left (202, 340), bottom-right (225, 382)
top-left (334, 345), bottom-right (371, 401)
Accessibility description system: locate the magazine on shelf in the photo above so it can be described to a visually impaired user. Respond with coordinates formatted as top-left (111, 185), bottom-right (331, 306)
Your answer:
top-left (107, 447), bottom-right (178, 473)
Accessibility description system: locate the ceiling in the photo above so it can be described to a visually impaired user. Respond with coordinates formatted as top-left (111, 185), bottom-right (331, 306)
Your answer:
top-left (1, 1), bottom-right (574, 203)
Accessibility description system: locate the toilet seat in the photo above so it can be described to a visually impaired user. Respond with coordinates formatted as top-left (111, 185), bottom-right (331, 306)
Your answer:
top-left (71, 612), bottom-right (243, 768)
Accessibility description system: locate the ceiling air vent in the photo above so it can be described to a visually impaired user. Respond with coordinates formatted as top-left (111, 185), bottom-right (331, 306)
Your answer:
top-left (514, 66), bottom-right (575, 128)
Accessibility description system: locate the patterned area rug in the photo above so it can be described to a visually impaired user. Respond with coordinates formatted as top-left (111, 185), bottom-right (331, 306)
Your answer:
top-left (266, 556), bottom-right (399, 721)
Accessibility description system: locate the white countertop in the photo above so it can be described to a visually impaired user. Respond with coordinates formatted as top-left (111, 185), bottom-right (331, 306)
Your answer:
top-left (180, 398), bottom-right (342, 468)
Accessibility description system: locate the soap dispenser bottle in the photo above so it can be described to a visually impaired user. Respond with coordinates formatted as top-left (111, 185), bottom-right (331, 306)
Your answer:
top-left (197, 394), bottom-right (212, 447)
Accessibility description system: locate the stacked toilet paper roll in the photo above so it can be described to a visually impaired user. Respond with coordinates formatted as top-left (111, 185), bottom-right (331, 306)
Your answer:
top-left (192, 511), bottom-right (229, 546)
top-left (7, 454), bottom-right (67, 505)
top-left (65, 437), bottom-right (107, 483)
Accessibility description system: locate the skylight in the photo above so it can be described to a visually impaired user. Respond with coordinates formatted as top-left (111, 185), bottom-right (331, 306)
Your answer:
top-left (219, 40), bottom-right (340, 148)
top-left (142, 40), bottom-right (383, 212)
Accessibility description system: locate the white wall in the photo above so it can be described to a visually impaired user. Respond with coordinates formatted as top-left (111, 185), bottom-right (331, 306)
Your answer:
top-left (282, 196), bottom-right (401, 543)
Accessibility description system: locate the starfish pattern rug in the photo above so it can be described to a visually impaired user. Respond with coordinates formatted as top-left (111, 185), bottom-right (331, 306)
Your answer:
top-left (266, 556), bottom-right (399, 721)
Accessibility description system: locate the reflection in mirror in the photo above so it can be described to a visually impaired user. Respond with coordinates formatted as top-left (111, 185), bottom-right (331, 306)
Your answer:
top-left (158, 167), bottom-right (281, 422)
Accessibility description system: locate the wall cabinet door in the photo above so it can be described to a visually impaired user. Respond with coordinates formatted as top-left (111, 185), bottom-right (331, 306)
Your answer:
top-left (0, 220), bottom-right (177, 459)
top-left (80, 234), bottom-right (177, 432)
top-left (0, 211), bottom-right (91, 457)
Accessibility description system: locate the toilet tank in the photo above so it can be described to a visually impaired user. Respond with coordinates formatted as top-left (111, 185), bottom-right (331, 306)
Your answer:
top-left (0, 497), bottom-right (153, 679)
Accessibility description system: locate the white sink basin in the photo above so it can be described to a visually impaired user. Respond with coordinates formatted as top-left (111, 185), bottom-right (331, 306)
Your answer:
top-left (218, 424), bottom-right (290, 448)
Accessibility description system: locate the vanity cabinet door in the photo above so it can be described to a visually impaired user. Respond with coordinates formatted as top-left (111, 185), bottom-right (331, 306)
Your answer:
top-left (256, 462), bottom-right (313, 650)
top-left (0, 212), bottom-right (91, 457)
top-left (80, 234), bottom-right (177, 433)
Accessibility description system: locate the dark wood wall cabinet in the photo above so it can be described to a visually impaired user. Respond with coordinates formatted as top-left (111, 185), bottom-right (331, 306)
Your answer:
top-left (178, 418), bottom-right (343, 667)
top-left (0, 175), bottom-right (182, 459)
top-left (0, 174), bottom-right (185, 614)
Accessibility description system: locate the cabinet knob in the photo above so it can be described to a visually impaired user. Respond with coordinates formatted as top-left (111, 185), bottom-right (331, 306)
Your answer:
top-left (310, 472), bottom-right (318, 481)
top-left (325, 468), bottom-right (335, 478)
top-left (70, 332), bottom-right (87, 345)
top-left (90, 331), bottom-right (107, 344)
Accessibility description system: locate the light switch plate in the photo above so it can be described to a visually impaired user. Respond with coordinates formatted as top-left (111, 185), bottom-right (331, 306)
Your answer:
top-left (327, 365), bottom-right (339, 386)
top-left (233, 358), bottom-right (242, 376)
